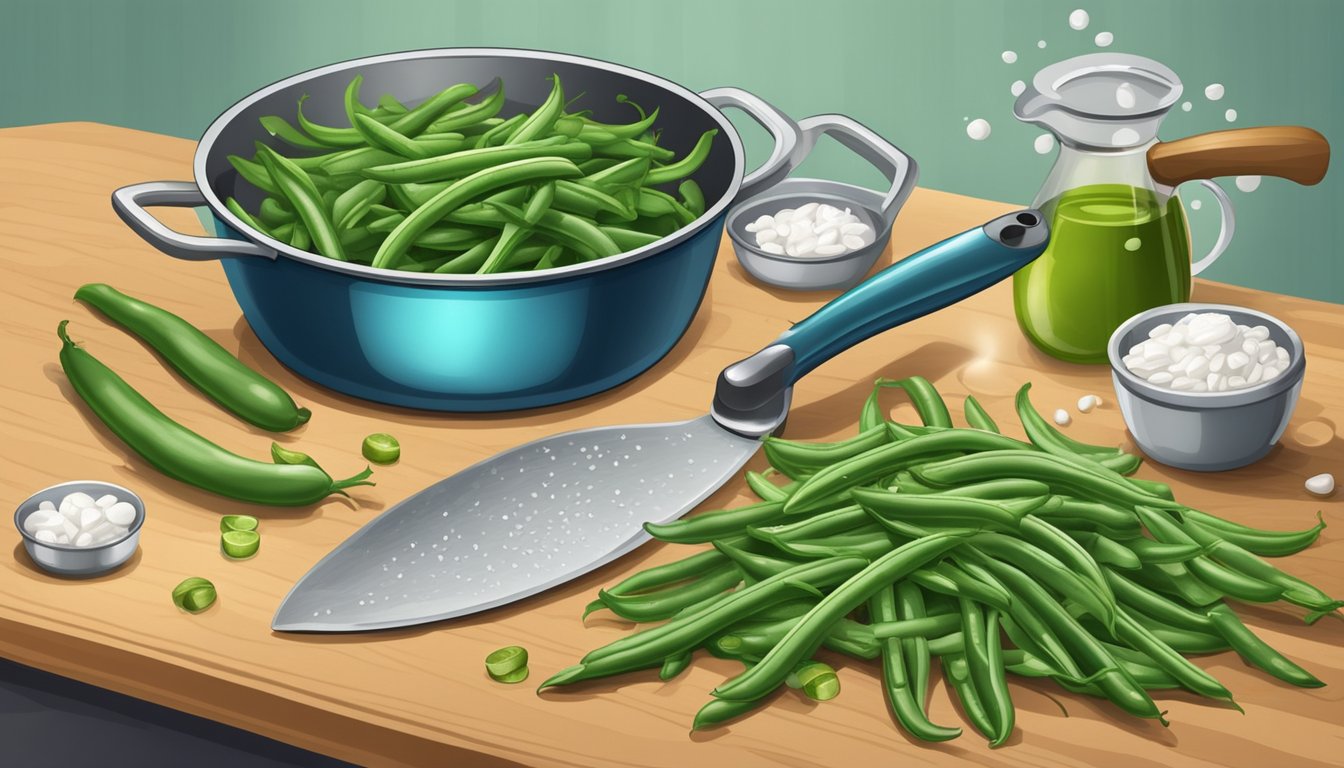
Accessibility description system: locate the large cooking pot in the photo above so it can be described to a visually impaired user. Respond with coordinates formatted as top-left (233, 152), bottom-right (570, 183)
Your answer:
top-left (113, 48), bottom-right (803, 411)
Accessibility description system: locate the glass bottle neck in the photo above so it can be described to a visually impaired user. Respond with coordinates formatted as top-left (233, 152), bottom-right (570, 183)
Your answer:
top-left (1035, 139), bottom-right (1164, 207)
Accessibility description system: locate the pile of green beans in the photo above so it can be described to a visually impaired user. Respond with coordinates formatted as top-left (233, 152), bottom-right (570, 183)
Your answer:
top-left (541, 377), bottom-right (1338, 745)
top-left (227, 75), bottom-right (716, 274)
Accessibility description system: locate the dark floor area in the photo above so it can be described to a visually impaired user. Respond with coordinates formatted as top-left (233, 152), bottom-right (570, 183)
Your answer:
top-left (0, 656), bottom-right (356, 768)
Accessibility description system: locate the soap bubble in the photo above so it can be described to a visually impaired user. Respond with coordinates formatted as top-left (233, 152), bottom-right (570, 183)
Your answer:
top-left (1002, 50), bottom-right (1018, 64)
top-left (1069, 9), bottom-right (1090, 30)
top-left (1038, 40), bottom-right (1047, 48)
top-left (1190, 200), bottom-right (1203, 210)
top-left (1094, 31), bottom-right (1114, 47)
top-left (1204, 83), bottom-right (1225, 101)
top-left (966, 119), bottom-right (992, 141)
top-left (1034, 134), bottom-right (1056, 154)
top-left (1225, 108), bottom-right (1238, 122)
top-left (1011, 80), bottom-right (1026, 96)
top-left (1181, 101), bottom-right (1193, 112)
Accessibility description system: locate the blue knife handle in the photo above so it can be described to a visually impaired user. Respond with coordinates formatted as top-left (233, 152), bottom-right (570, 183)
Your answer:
top-left (711, 210), bottom-right (1049, 436)
top-left (780, 213), bottom-right (1048, 378)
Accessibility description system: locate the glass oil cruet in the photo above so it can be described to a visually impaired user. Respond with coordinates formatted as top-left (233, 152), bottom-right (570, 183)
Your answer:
top-left (1012, 53), bottom-right (1330, 363)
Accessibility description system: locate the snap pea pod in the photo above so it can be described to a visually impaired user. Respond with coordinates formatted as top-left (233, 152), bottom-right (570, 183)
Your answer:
top-left (785, 431), bottom-right (1033, 515)
top-left (762, 425), bottom-right (892, 476)
top-left (596, 563), bottom-right (742, 622)
top-left (713, 533), bottom-right (968, 702)
top-left (74, 284), bottom-right (310, 432)
top-left (1179, 508), bottom-right (1326, 557)
top-left (870, 586), bottom-right (962, 741)
top-left (860, 376), bottom-right (953, 432)
top-left (1205, 604), bottom-right (1324, 688)
top-left (256, 145), bottom-right (347, 260)
top-left (1179, 517), bottom-right (1344, 621)
top-left (913, 451), bottom-right (1183, 511)
top-left (855, 488), bottom-right (1029, 532)
top-left (541, 557), bottom-right (866, 687)
top-left (57, 322), bottom-right (371, 506)
top-left (943, 653), bottom-right (998, 741)
top-left (963, 395), bottom-right (1000, 433)
top-left (372, 156), bottom-right (581, 269)
top-left (643, 129), bottom-right (718, 185)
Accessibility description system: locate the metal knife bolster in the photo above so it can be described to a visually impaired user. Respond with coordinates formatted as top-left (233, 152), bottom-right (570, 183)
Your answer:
top-left (712, 344), bottom-right (795, 439)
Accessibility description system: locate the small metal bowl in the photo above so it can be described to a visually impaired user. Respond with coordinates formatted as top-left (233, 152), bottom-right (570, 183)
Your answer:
top-left (728, 113), bottom-right (916, 292)
top-left (14, 481), bottom-right (145, 577)
top-left (1108, 303), bottom-right (1306, 471)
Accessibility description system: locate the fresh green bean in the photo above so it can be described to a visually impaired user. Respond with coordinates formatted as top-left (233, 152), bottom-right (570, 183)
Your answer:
top-left (432, 236), bottom-right (501, 274)
top-left (678, 179), bottom-right (705, 217)
top-left (427, 87), bottom-right (507, 133)
top-left (713, 538), bottom-right (801, 580)
top-left (914, 451), bottom-right (1183, 511)
top-left (1014, 383), bottom-right (1137, 474)
top-left (1179, 509), bottom-right (1326, 556)
top-left (691, 697), bottom-right (765, 730)
top-left (1072, 530), bottom-right (1143, 570)
top-left (1039, 497), bottom-right (1144, 539)
top-left (943, 653), bottom-right (998, 741)
top-left (785, 431), bottom-right (1032, 515)
top-left (362, 137), bottom-right (590, 182)
top-left (258, 196), bottom-right (295, 225)
top-left (981, 609), bottom-right (1015, 746)
top-left (224, 197), bottom-right (265, 232)
top-left (870, 586), bottom-right (961, 740)
top-left (57, 322), bottom-right (371, 505)
top-left (645, 501), bottom-right (788, 544)
top-left (713, 533), bottom-right (967, 702)
top-left (74, 284), bottom-right (311, 432)
top-left (963, 395), bottom-right (1000, 433)
top-left (387, 82), bottom-right (479, 136)
top-left (763, 426), bottom-right (891, 476)
top-left (228, 154), bottom-right (280, 193)
top-left (644, 130), bottom-right (718, 185)
top-left (744, 470), bottom-right (792, 503)
top-left (1135, 506), bottom-right (1284, 603)
top-left (1019, 514), bottom-right (1112, 598)
top-left (1104, 569), bottom-right (1212, 632)
top-left (352, 113), bottom-right (430, 159)
top-left (908, 561), bottom-right (1013, 614)
top-left (860, 376), bottom-right (953, 431)
top-left (660, 651), bottom-right (693, 681)
top-left (1113, 610), bottom-right (1238, 705)
top-left (597, 563), bottom-right (742, 622)
top-left (870, 613), bottom-right (962, 640)
top-left (255, 145), bottom-right (347, 260)
top-left (258, 115), bottom-right (328, 149)
top-left (554, 180), bottom-right (637, 220)
top-left (372, 156), bottom-right (581, 268)
top-left (1123, 537), bottom-right (1206, 564)
top-left (750, 505), bottom-right (867, 544)
top-left (970, 532), bottom-right (1117, 631)
top-left (506, 74), bottom-right (565, 144)
top-left (331, 179), bottom-right (386, 231)
top-left (1205, 604), bottom-right (1323, 687)
top-left (856, 488), bottom-right (1028, 532)
top-left (1132, 562), bottom-right (1225, 606)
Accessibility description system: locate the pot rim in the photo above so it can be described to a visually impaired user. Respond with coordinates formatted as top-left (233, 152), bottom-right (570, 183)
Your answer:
top-left (194, 46), bottom-right (746, 287)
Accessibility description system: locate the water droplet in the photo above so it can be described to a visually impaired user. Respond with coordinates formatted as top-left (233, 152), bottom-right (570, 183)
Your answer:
top-left (1010, 80), bottom-right (1026, 97)
top-left (1205, 83), bottom-right (1225, 101)
top-left (1235, 175), bottom-right (1261, 192)
top-left (1094, 31), bottom-right (1113, 47)
top-left (1001, 50), bottom-right (1018, 64)
top-left (1225, 108), bottom-right (1238, 122)
top-left (1181, 101), bottom-right (1193, 112)
top-left (1111, 127), bottom-right (1141, 145)
top-left (1124, 237), bottom-right (1142, 251)
top-left (966, 119), bottom-right (992, 141)
top-left (1069, 9), bottom-right (1089, 30)
top-left (1034, 134), bottom-right (1056, 154)
top-left (1191, 199), bottom-right (1203, 210)
top-left (1037, 39), bottom-right (1047, 48)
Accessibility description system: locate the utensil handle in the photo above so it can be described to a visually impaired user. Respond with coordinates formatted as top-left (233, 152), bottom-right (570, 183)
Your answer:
top-left (1189, 179), bottom-right (1236, 276)
top-left (794, 114), bottom-right (919, 225)
top-left (712, 211), bottom-right (1050, 436)
top-left (111, 181), bottom-right (275, 262)
top-left (700, 87), bottom-right (801, 202)
top-left (1147, 126), bottom-right (1330, 187)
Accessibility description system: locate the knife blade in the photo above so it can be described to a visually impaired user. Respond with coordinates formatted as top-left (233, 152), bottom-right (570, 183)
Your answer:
top-left (274, 210), bottom-right (1049, 631)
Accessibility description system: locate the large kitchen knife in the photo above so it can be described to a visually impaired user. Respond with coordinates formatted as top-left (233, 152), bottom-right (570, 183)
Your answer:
top-left (273, 211), bottom-right (1048, 632)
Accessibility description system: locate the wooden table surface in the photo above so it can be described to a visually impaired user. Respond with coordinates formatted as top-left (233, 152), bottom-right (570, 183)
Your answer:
top-left (1, 122), bottom-right (1341, 768)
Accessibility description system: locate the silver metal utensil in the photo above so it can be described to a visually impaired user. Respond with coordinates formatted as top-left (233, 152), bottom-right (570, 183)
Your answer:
top-left (273, 210), bottom-right (1049, 632)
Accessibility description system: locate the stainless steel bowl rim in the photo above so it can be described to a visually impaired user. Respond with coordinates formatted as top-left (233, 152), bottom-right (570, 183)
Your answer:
top-left (194, 47), bottom-right (746, 288)
top-left (14, 480), bottom-right (146, 552)
top-left (1108, 302), bottom-right (1306, 410)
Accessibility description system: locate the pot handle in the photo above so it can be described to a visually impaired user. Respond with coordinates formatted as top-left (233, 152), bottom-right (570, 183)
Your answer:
top-left (793, 114), bottom-right (919, 229)
top-left (111, 181), bottom-right (275, 261)
top-left (699, 87), bottom-right (800, 202)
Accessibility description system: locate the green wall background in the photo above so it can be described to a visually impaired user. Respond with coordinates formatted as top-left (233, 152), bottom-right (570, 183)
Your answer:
top-left (4, 0), bottom-right (1339, 303)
